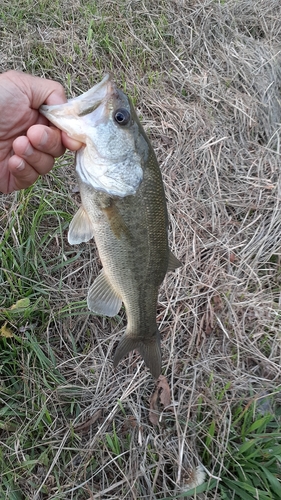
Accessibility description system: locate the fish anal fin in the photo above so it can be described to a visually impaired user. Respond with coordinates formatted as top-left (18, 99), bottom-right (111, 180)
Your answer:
top-left (167, 250), bottom-right (181, 271)
top-left (68, 206), bottom-right (95, 245)
top-left (113, 330), bottom-right (162, 379)
top-left (87, 270), bottom-right (122, 317)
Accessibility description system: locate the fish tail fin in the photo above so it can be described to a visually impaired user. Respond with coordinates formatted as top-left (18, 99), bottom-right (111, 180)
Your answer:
top-left (113, 330), bottom-right (162, 379)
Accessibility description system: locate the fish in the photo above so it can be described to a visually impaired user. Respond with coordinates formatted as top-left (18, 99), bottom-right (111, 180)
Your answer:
top-left (40, 74), bottom-right (181, 378)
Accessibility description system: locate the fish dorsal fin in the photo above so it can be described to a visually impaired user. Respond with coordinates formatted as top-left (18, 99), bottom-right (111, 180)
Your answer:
top-left (87, 270), bottom-right (122, 317)
top-left (68, 206), bottom-right (95, 245)
top-left (167, 250), bottom-right (181, 271)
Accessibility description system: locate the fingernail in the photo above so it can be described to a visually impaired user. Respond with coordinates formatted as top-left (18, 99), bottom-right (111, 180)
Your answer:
top-left (39, 130), bottom-right (48, 146)
top-left (24, 144), bottom-right (34, 156)
top-left (17, 160), bottom-right (25, 171)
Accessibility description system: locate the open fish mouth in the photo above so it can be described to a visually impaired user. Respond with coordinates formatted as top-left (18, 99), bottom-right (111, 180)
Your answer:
top-left (40, 74), bottom-right (116, 141)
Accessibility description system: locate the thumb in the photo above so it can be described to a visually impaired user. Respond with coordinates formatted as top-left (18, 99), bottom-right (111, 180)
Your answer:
top-left (28, 74), bottom-right (68, 107)
top-left (7, 71), bottom-right (68, 108)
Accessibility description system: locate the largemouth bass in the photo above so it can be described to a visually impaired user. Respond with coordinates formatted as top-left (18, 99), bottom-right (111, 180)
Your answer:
top-left (40, 75), bottom-right (180, 378)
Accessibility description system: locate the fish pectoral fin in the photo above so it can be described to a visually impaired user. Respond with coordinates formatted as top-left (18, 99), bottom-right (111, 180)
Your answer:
top-left (167, 250), bottom-right (182, 271)
top-left (113, 331), bottom-right (162, 379)
top-left (87, 270), bottom-right (122, 317)
top-left (68, 206), bottom-right (95, 245)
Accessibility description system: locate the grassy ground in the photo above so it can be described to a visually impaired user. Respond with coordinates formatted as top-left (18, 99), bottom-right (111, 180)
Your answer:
top-left (1, 0), bottom-right (281, 498)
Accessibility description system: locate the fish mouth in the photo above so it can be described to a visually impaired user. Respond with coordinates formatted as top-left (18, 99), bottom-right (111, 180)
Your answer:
top-left (39, 74), bottom-right (116, 141)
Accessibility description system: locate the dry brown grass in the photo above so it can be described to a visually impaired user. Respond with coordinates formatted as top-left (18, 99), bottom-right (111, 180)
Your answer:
top-left (1, 0), bottom-right (281, 498)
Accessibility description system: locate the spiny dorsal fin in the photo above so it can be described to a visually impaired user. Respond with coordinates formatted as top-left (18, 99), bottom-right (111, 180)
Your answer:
top-left (87, 270), bottom-right (122, 317)
top-left (68, 206), bottom-right (95, 245)
top-left (167, 250), bottom-right (181, 271)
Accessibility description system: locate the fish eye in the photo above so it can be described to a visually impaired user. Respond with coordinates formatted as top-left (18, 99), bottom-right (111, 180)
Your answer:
top-left (114, 108), bottom-right (130, 126)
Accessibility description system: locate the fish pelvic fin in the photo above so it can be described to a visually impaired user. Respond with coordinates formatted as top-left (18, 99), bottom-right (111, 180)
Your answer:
top-left (68, 206), bottom-right (95, 244)
top-left (87, 270), bottom-right (122, 317)
top-left (113, 330), bottom-right (162, 378)
top-left (167, 250), bottom-right (182, 271)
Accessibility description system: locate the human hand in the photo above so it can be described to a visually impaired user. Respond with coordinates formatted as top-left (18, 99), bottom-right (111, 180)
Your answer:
top-left (0, 70), bottom-right (82, 193)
